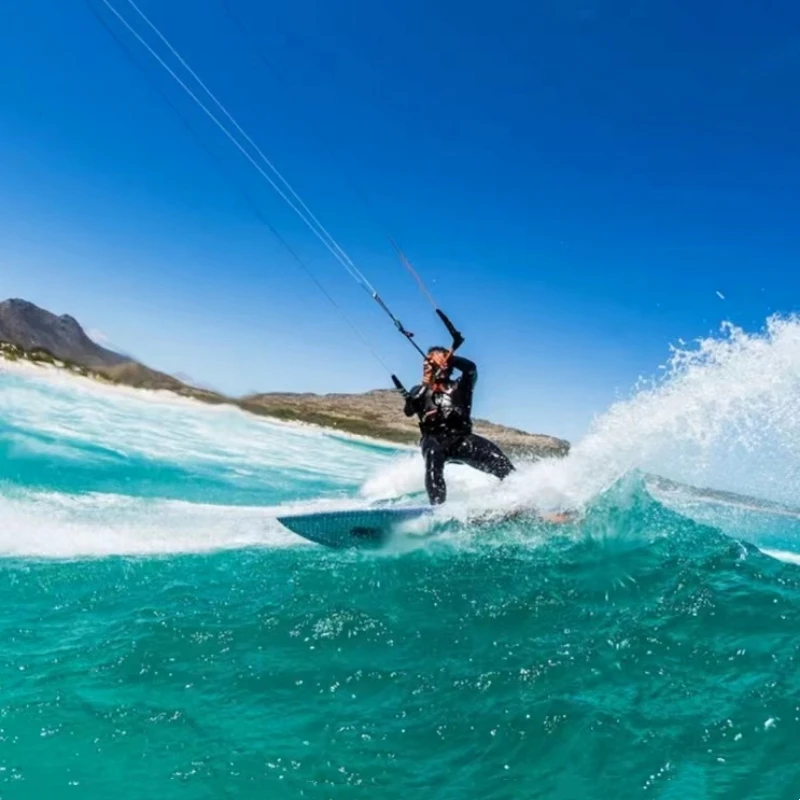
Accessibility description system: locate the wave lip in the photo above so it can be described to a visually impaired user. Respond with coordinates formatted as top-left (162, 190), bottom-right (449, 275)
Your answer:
top-left (0, 488), bottom-right (304, 558)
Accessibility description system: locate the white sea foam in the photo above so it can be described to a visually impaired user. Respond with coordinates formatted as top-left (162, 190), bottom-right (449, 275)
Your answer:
top-left (0, 484), bottom-right (402, 558)
top-left (523, 315), bottom-right (800, 511)
top-left (0, 489), bottom-right (284, 558)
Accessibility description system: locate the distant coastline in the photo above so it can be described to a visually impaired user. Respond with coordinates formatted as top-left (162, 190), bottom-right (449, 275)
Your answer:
top-left (0, 339), bottom-right (570, 458)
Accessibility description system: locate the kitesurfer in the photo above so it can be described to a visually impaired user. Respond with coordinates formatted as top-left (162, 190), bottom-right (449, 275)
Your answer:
top-left (402, 346), bottom-right (515, 505)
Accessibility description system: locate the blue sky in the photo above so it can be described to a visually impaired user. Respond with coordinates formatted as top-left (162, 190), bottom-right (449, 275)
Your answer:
top-left (2, 0), bottom-right (799, 440)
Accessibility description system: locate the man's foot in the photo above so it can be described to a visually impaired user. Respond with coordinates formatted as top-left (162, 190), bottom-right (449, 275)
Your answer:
top-left (540, 511), bottom-right (576, 524)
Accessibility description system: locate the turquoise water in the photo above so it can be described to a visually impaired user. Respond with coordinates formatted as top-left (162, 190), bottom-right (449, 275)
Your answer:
top-left (2, 319), bottom-right (800, 799)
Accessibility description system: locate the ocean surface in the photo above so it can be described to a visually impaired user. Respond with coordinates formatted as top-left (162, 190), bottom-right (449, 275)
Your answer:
top-left (2, 317), bottom-right (800, 799)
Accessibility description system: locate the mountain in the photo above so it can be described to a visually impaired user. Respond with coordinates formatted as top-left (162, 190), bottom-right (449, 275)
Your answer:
top-left (0, 299), bottom-right (570, 456)
top-left (0, 299), bottom-right (130, 369)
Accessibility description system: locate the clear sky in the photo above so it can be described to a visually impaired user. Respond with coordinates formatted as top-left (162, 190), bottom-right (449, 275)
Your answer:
top-left (2, 0), bottom-right (799, 441)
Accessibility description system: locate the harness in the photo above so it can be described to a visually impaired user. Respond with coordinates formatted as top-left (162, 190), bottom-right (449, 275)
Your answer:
top-left (420, 381), bottom-right (469, 433)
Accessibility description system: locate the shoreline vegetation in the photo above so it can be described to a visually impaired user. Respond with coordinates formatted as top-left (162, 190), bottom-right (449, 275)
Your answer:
top-left (0, 340), bottom-right (570, 457)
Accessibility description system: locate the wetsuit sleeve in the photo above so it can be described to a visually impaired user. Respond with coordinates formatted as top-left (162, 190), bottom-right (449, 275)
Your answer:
top-left (448, 356), bottom-right (477, 415)
top-left (404, 385), bottom-right (425, 417)
top-left (449, 356), bottom-right (477, 388)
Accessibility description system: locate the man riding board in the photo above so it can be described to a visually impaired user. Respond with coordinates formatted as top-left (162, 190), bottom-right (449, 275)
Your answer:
top-left (399, 343), bottom-right (515, 505)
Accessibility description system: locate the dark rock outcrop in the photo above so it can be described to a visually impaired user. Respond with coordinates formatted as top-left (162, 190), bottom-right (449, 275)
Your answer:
top-left (0, 299), bottom-right (129, 369)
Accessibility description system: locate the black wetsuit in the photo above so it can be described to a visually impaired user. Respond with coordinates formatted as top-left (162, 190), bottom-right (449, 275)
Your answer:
top-left (403, 355), bottom-right (514, 504)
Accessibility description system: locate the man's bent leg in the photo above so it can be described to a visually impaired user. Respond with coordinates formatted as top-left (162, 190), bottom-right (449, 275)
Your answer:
top-left (450, 434), bottom-right (515, 481)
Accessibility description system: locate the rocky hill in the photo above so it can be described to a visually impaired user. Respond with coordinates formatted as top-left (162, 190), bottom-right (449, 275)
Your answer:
top-left (0, 299), bottom-right (570, 457)
top-left (241, 390), bottom-right (569, 456)
top-left (0, 299), bottom-right (130, 369)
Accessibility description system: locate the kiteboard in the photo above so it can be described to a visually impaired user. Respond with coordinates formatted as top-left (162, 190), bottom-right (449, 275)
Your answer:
top-left (277, 504), bottom-right (577, 549)
top-left (276, 505), bottom-right (434, 549)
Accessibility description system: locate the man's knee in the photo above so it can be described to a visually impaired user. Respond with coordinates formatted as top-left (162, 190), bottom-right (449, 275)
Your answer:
top-left (465, 435), bottom-right (515, 480)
